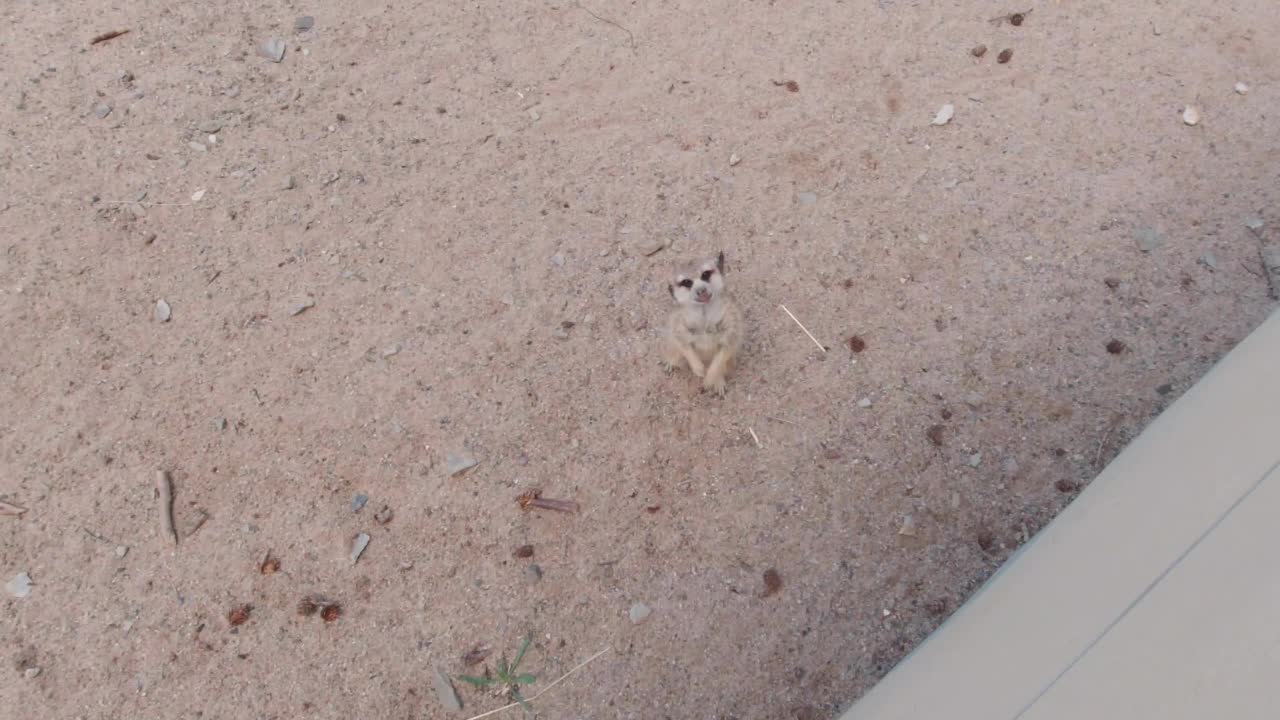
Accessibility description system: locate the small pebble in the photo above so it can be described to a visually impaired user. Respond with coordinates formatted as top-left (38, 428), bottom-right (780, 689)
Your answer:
top-left (971, 44), bottom-right (987, 57)
top-left (188, 141), bottom-right (207, 153)
top-left (116, 545), bottom-right (129, 558)
top-left (513, 544), bottom-right (534, 558)
top-left (295, 15), bottom-right (315, 31)
top-left (374, 505), bottom-right (394, 524)
top-left (154, 299), bottom-right (171, 322)
top-left (857, 397), bottom-right (872, 408)
top-left (629, 602), bottom-right (652, 625)
top-left (964, 392), bottom-right (985, 409)
top-left (997, 48), bottom-right (1013, 64)
top-left (381, 344), bottom-right (401, 358)
top-left (190, 188), bottom-right (206, 202)
top-left (351, 494), bottom-right (368, 512)
top-left (198, 118), bottom-right (223, 134)
top-left (550, 253), bottom-right (565, 267)
top-left (968, 453), bottom-right (982, 468)
top-left (1182, 105), bottom-right (1201, 126)
top-left (445, 451), bottom-right (479, 476)
top-left (1235, 82), bottom-right (1249, 95)
top-left (288, 298), bottom-right (315, 316)
top-left (349, 533), bottom-right (370, 564)
top-left (1244, 218), bottom-right (1265, 231)
top-left (93, 103), bottom-right (112, 119)
top-left (6, 572), bottom-right (32, 598)
top-left (1156, 383), bottom-right (1173, 396)
top-left (281, 174), bottom-right (296, 190)
top-left (1134, 226), bottom-right (1163, 253)
top-left (797, 191), bottom-right (818, 206)
top-left (634, 237), bottom-right (668, 256)
top-left (24, 667), bottom-right (41, 679)
top-left (931, 104), bottom-right (955, 126)
top-left (214, 417), bottom-right (227, 431)
top-left (729, 153), bottom-right (741, 166)
top-left (262, 37), bottom-right (286, 63)
top-left (524, 564), bottom-right (543, 584)
top-left (1199, 251), bottom-right (1219, 270)
top-left (898, 515), bottom-right (917, 537)
top-left (433, 669), bottom-right (462, 712)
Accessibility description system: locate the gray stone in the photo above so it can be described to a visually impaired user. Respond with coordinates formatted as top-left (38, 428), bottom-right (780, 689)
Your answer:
top-left (445, 452), bottom-right (479, 476)
top-left (198, 118), bottom-right (223, 134)
top-left (262, 37), bottom-right (286, 63)
top-left (1244, 218), bottom-right (1265, 232)
top-left (964, 392), bottom-right (984, 410)
top-left (433, 669), bottom-right (462, 712)
top-left (281, 174), bottom-right (296, 190)
top-left (5, 572), bottom-right (32, 598)
top-left (629, 601), bottom-right (652, 624)
top-left (154, 299), bottom-right (171, 322)
top-left (349, 532), bottom-right (370, 564)
top-left (351, 494), bottom-right (368, 512)
top-left (525, 564), bottom-right (543, 584)
top-left (24, 667), bottom-right (40, 679)
top-left (1001, 457), bottom-right (1019, 476)
top-left (115, 545), bottom-right (129, 558)
top-left (857, 397), bottom-right (872, 408)
top-left (214, 417), bottom-right (227, 431)
top-left (1134, 226), bottom-right (1163, 252)
top-left (188, 141), bottom-right (207, 153)
top-left (968, 452), bottom-right (983, 468)
top-left (550, 253), bottom-right (565, 267)
top-left (288, 298), bottom-right (315, 316)
top-left (294, 15), bottom-right (315, 31)
top-left (797, 191), bottom-right (818, 206)
top-left (1199, 251), bottom-right (1219, 270)
top-left (93, 103), bottom-right (112, 119)
top-left (633, 237), bottom-right (668, 256)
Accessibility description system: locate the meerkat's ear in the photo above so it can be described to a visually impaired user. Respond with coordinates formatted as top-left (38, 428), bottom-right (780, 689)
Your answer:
top-left (716, 251), bottom-right (725, 272)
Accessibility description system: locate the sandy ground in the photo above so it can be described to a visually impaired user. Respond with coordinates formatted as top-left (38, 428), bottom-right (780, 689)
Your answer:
top-left (2, 1), bottom-right (1279, 718)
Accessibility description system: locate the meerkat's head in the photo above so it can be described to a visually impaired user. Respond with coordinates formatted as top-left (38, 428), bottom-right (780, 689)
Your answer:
top-left (669, 252), bottom-right (726, 306)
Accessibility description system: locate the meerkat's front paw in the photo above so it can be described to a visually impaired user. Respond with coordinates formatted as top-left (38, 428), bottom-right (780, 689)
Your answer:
top-left (702, 372), bottom-right (727, 396)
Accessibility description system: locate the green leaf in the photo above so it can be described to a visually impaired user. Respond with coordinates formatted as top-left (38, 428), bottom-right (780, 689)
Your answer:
top-left (511, 635), bottom-right (532, 672)
top-left (513, 689), bottom-right (531, 715)
top-left (457, 675), bottom-right (493, 688)
top-left (513, 674), bottom-right (536, 685)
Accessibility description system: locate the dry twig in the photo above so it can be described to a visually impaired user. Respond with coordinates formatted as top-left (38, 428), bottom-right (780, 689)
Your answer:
top-left (155, 470), bottom-right (177, 544)
top-left (779, 304), bottom-right (827, 352)
top-left (90, 29), bottom-right (130, 45)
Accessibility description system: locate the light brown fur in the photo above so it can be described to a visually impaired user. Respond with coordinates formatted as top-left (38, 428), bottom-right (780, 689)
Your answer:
top-left (662, 252), bottom-right (743, 395)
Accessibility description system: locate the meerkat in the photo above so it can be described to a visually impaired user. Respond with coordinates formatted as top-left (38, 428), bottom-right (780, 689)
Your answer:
top-left (663, 252), bottom-right (743, 395)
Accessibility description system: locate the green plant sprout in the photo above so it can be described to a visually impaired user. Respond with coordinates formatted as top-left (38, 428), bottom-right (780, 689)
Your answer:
top-left (458, 635), bottom-right (537, 711)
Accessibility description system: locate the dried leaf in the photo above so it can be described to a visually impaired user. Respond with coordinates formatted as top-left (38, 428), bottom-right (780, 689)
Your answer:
top-left (762, 569), bottom-right (783, 597)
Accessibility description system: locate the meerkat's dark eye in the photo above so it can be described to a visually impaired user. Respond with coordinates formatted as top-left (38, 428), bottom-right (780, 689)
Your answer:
top-left (700, 269), bottom-right (714, 282)
top-left (678, 279), bottom-right (693, 288)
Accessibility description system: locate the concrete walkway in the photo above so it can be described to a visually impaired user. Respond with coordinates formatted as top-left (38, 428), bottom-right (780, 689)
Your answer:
top-left (841, 309), bottom-right (1280, 720)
